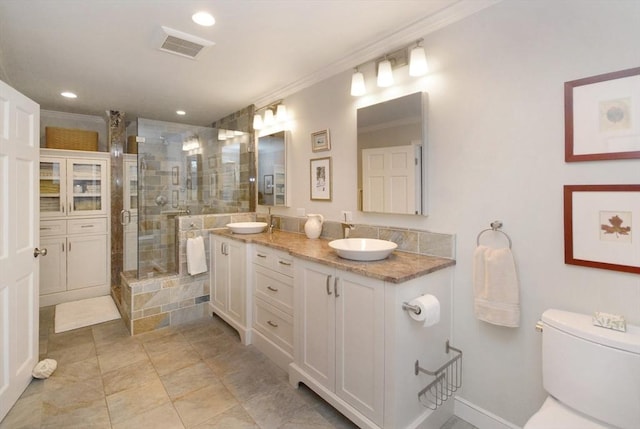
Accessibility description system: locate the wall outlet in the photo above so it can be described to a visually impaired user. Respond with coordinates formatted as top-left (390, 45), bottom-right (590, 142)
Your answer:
top-left (296, 208), bottom-right (306, 217)
top-left (341, 211), bottom-right (353, 222)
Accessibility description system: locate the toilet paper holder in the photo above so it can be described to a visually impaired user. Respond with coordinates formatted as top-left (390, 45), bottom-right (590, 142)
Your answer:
top-left (402, 301), bottom-right (422, 315)
top-left (415, 340), bottom-right (463, 410)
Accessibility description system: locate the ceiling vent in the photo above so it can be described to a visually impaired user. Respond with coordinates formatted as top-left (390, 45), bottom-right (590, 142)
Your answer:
top-left (156, 26), bottom-right (214, 60)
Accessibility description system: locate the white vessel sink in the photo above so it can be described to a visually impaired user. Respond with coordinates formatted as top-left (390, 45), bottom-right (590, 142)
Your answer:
top-left (328, 238), bottom-right (397, 261)
top-left (226, 222), bottom-right (268, 234)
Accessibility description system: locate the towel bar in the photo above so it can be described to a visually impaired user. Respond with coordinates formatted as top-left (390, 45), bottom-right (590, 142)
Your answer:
top-left (476, 220), bottom-right (512, 249)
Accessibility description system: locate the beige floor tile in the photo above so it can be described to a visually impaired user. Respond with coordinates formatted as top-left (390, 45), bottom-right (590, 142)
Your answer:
top-left (172, 383), bottom-right (239, 428)
top-left (160, 361), bottom-right (220, 400)
top-left (47, 326), bottom-right (94, 352)
top-left (111, 402), bottom-right (185, 429)
top-left (47, 355), bottom-right (102, 386)
top-left (149, 345), bottom-right (202, 376)
top-left (92, 319), bottom-right (132, 348)
top-left (46, 341), bottom-right (96, 366)
top-left (41, 395), bottom-right (110, 429)
top-left (102, 359), bottom-right (160, 395)
top-left (192, 404), bottom-right (258, 429)
top-left (278, 404), bottom-right (337, 429)
top-left (97, 339), bottom-right (150, 373)
top-left (0, 392), bottom-right (42, 429)
top-left (106, 378), bottom-right (171, 425)
top-left (242, 382), bottom-right (311, 429)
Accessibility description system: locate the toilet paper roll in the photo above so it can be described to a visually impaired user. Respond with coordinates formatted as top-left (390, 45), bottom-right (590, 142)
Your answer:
top-left (408, 294), bottom-right (440, 327)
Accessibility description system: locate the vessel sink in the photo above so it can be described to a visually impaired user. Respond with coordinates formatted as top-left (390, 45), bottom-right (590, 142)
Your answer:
top-left (226, 222), bottom-right (268, 234)
top-left (328, 238), bottom-right (397, 261)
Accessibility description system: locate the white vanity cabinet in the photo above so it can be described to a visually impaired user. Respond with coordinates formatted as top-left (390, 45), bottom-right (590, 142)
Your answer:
top-left (39, 149), bottom-right (111, 307)
top-left (209, 234), bottom-right (251, 344)
top-left (251, 244), bottom-right (294, 371)
top-left (292, 259), bottom-right (385, 427)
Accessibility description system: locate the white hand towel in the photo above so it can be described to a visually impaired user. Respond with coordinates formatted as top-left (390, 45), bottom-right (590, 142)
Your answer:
top-left (187, 236), bottom-right (208, 275)
top-left (473, 245), bottom-right (520, 327)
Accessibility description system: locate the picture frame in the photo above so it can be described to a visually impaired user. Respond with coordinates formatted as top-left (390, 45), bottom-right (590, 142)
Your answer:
top-left (311, 129), bottom-right (331, 152)
top-left (264, 174), bottom-right (273, 195)
top-left (564, 184), bottom-right (640, 274)
top-left (310, 157), bottom-right (332, 201)
top-left (565, 66), bottom-right (640, 162)
top-left (172, 166), bottom-right (179, 185)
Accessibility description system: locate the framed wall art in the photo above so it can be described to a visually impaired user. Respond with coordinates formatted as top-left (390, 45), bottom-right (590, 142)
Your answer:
top-left (311, 129), bottom-right (331, 152)
top-left (264, 174), bottom-right (273, 195)
top-left (310, 157), bottom-right (332, 201)
top-left (564, 184), bottom-right (640, 274)
top-left (565, 66), bottom-right (640, 162)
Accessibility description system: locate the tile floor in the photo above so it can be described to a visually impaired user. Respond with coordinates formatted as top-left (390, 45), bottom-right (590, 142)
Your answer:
top-left (1, 307), bottom-right (477, 429)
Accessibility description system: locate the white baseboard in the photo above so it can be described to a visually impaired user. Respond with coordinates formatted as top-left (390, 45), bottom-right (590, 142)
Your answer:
top-left (454, 396), bottom-right (521, 429)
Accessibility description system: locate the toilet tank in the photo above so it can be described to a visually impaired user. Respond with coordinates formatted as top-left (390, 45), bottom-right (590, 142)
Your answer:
top-left (541, 309), bottom-right (640, 429)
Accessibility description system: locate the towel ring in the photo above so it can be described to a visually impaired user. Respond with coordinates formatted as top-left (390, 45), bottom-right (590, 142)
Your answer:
top-left (476, 220), bottom-right (512, 249)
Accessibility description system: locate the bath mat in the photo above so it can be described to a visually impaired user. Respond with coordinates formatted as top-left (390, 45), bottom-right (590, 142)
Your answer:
top-left (55, 295), bottom-right (121, 333)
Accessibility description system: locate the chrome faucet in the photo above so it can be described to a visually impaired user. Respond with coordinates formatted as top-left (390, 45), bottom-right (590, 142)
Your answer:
top-left (341, 213), bottom-right (355, 238)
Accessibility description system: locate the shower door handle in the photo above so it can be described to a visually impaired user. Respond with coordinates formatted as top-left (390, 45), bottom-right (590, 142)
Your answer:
top-left (120, 209), bottom-right (131, 225)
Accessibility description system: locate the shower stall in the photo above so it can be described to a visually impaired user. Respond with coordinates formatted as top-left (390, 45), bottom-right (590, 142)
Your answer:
top-left (123, 118), bottom-right (252, 279)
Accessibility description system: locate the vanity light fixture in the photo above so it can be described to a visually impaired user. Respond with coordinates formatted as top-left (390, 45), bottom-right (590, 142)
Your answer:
top-left (350, 68), bottom-right (366, 96)
top-left (276, 104), bottom-right (288, 122)
top-left (176, 110), bottom-right (186, 116)
top-left (192, 11), bottom-right (215, 27)
top-left (409, 40), bottom-right (428, 77)
top-left (263, 108), bottom-right (275, 127)
top-left (218, 129), bottom-right (227, 140)
top-left (350, 38), bottom-right (430, 96)
top-left (61, 91), bottom-right (77, 99)
top-left (253, 114), bottom-right (263, 130)
top-left (377, 58), bottom-right (394, 87)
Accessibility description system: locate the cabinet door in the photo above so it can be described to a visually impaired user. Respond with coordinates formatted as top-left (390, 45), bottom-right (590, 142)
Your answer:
top-left (67, 234), bottom-right (107, 290)
top-left (39, 157), bottom-right (67, 218)
top-left (39, 236), bottom-right (67, 295)
top-left (335, 272), bottom-right (385, 425)
top-left (211, 238), bottom-right (229, 311)
top-left (67, 158), bottom-right (108, 216)
top-left (123, 159), bottom-right (138, 214)
top-left (226, 239), bottom-right (246, 323)
top-left (296, 261), bottom-right (335, 391)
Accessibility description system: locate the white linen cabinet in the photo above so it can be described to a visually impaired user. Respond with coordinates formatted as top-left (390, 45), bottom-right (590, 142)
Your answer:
top-left (39, 149), bottom-right (111, 306)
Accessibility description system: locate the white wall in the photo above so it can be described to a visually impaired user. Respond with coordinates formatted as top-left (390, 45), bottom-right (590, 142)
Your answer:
top-left (276, 1), bottom-right (640, 426)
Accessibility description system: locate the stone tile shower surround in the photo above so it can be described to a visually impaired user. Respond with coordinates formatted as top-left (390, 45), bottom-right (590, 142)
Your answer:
top-left (117, 212), bottom-right (454, 335)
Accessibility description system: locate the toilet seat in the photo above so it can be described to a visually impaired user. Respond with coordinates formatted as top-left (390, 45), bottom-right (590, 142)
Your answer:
top-left (524, 397), bottom-right (612, 429)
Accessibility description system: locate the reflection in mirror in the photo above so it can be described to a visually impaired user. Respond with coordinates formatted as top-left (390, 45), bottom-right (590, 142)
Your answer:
top-left (357, 92), bottom-right (426, 215)
top-left (257, 130), bottom-right (287, 206)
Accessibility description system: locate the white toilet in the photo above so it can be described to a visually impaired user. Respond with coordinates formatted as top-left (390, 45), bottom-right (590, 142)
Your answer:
top-left (524, 309), bottom-right (640, 429)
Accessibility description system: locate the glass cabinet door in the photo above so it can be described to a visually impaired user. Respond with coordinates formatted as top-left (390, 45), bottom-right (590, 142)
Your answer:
top-left (40, 157), bottom-right (66, 218)
top-left (124, 159), bottom-right (138, 213)
top-left (68, 158), bottom-right (107, 216)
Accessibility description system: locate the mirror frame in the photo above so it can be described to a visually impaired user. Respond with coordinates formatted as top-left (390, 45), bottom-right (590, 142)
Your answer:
top-left (257, 128), bottom-right (289, 208)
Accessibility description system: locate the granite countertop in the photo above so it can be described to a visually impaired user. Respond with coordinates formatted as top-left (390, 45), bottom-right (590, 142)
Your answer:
top-left (210, 229), bottom-right (455, 284)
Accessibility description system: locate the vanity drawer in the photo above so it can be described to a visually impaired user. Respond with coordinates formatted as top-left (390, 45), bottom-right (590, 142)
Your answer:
top-left (68, 218), bottom-right (108, 235)
top-left (254, 298), bottom-right (293, 355)
top-left (253, 245), bottom-right (294, 276)
top-left (40, 220), bottom-right (67, 237)
top-left (254, 266), bottom-right (293, 313)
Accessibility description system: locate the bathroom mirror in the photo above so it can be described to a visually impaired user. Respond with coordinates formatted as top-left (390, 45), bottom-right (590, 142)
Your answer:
top-left (257, 130), bottom-right (287, 206)
top-left (357, 92), bottom-right (426, 215)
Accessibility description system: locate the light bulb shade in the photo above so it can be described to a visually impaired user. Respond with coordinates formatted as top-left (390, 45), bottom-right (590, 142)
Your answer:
top-left (218, 129), bottom-right (227, 140)
top-left (377, 60), bottom-right (394, 87)
top-left (263, 109), bottom-right (275, 126)
top-left (409, 46), bottom-right (428, 77)
top-left (350, 71), bottom-right (366, 96)
top-left (276, 104), bottom-right (287, 122)
top-left (253, 114), bottom-right (263, 130)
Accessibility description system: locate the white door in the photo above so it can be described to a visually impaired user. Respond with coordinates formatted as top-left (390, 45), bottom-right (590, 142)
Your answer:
top-left (0, 80), bottom-right (40, 421)
top-left (362, 145), bottom-right (417, 214)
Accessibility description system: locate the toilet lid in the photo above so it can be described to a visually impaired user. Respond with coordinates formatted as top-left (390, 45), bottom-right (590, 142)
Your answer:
top-left (523, 397), bottom-right (611, 429)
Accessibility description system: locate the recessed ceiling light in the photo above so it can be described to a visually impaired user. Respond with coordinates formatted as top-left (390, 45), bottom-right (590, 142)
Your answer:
top-left (61, 91), bottom-right (77, 98)
top-left (192, 11), bottom-right (215, 27)
top-left (176, 110), bottom-right (186, 116)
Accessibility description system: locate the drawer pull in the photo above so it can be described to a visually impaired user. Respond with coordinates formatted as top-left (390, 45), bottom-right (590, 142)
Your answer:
top-left (80, 224), bottom-right (93, 228)
top-left (278, 260), bottom-right (292, 266)
top-left (267, 320), bottom-right (279, 328)
top-left (334, 277), bottom-right (340, 297)
top-left (326, 275), bottom-right (333, 295)
top-left (257, 253), bottom-right (267, 258)
top-left (41, 227), bottom-right (52, 230)
top-left (267, 286), bottom-right (279, 292)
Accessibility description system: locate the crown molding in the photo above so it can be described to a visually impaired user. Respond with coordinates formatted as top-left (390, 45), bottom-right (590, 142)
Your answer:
top-left (253, 0), bottom-right (502, 108)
